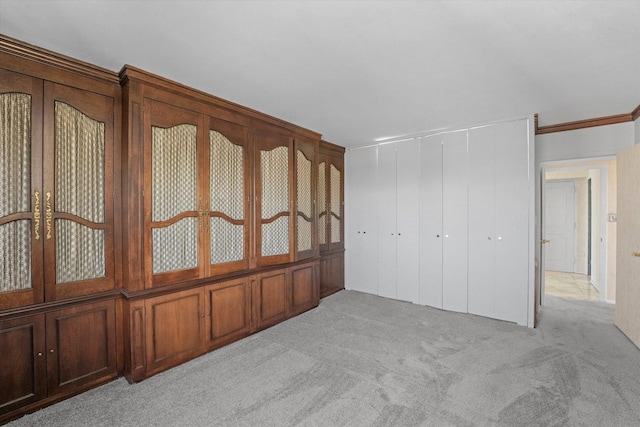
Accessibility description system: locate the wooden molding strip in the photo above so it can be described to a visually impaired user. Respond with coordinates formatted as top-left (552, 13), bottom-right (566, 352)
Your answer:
top-left (0, 34), bottom-right (119, 84)
top-left (536, 113), bottom-right (633, 135)
top-left (632, 104), bottom-right (640, 121)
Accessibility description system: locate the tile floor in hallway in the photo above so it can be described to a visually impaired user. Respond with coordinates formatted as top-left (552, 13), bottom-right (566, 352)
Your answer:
top-left (545, 270), bottom-right (600, 301)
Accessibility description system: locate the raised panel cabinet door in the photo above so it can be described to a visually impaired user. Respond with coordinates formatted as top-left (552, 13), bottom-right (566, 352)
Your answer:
top-left (377, 143), bottom-right (397, 299)
top-left (396, 139), bottom-right (420, 304)
top-left (467, 125), bottom-right (496, 319)
top-left (255, 132), bottom-right (294, 267)
top-left (205, 278), bottom-right (251, 348)
top-left (289, 262), bottom-right (318, 315)
top-left (442, 130), bottom-right (468, 314)
top-left (294, 138), bottom-right (317, 261)
top-left (0, 68), bottom-right (44, 310)
top-left (145, 100), bottom-right (204, 287)
top-left (419, 134), bottom-right (443, 309)
top-left (344, 146), bottom-right (378, 295)
top-left (0, 314), bottom-right (46, 417)
top-left (253, 269), bottom-right (289, 330)
top-left (144, 288), bottom-right (205, 376)
top-left (493, 119), bottom-right (530, 325)
top-left (45, 300), bottom-right (117, 396)
top-left (206, 117), bottom-right (250, 276)
top-left (328, 155), bottom-right (344, 251)
top-left (43, 82), bottom-right (116, 301)
top-left (330, 253), bottom-right (345, 292)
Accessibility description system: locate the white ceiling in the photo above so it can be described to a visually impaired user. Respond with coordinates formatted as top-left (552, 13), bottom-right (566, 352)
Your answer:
top-left (1, 0), bottom-right (639, 147)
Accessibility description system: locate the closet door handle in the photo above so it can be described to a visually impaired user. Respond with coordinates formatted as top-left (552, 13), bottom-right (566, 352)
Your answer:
top-left (632, 252), bottom-right (640, 257)
top-left (33, 191), bottom-right (41, 240)
top-left (45, 191), bottom-right (53, 240)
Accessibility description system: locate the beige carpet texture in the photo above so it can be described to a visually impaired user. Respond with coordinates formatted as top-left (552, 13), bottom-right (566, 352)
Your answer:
top-left (8, 290), bottom-right (640, 426)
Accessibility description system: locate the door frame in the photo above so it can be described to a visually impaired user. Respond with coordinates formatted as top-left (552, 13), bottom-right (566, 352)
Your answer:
top-left (539, 157), bottom-right (612, 304)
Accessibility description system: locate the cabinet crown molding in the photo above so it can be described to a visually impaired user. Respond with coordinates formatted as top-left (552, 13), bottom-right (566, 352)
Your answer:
top-left (0, 34), bottom-right (119, 85)
top-left (119, 64), bottom-right (322, 141)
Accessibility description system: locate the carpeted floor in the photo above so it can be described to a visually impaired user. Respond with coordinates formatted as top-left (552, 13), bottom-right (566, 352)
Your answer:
top-left (8, 290), bottom-right (640, 426)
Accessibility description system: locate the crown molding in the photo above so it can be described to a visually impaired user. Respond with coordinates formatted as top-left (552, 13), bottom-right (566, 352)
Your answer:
top-left (535, 112), bottom-right (633, 135)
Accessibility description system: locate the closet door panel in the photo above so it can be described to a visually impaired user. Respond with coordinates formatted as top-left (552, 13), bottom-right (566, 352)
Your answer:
top-left (419, 135), bottom-right (443, 308)
top-left (377, 143), bottom-right (397, 299)
top-left (43, 82), bottom-right (116, 300)
top-left (442, 131), bottom-right (468, 313)
top-left (396, 140), bottom-right (420, 303)
top-left (345, 146), bottom-right (378, 295)
top-left (494, 120), bottom-right (530, 324)
top-left (0, 69), bottom-right (43, 309)
top-left (206, 117), bottom-right (250, 276)
top-left (468, 126), bottom-right (496, 318)
top-left (145, 100), bottom-right (203, 286)
top-left (328, 156), bottom-right (344, 251)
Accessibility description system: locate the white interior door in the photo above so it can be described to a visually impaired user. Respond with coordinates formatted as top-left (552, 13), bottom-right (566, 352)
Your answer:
top-left (615, 144), bottom-right (640, 349)
top-left (396, 139), bottom-right (420, 303)
top-left (345, 146), bottom-right (378, 295)
top-left (545, 180), bottom-right (576, 272)
top-left (419, 135), bottom-right (443, 308)
top-left (442, 130), bottom-right (468, 313)
top-left (377, 143), bottom-right (397, 299)
top-left (493, 120), bottom-right (530, 325)
top-left (467, 125), bottom-right (495, 319)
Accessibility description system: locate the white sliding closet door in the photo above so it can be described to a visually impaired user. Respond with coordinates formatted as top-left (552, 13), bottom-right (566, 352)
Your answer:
top-left (396, 140), bottom-right (420, 303)
top-left (419, 134), bottom-right (444, 308)
top-left (468, 125), bottom-right (496, 318)
top-left (468, 120), bottom-right (530, 325)
top-left (494, 120), bottom-right (529, 324)
top-left (345, 146), bottom-right (378, 295)
top-left (442, 130), bottom-right (468, 313)
top-left (377, 143), bottom-right (397, 299)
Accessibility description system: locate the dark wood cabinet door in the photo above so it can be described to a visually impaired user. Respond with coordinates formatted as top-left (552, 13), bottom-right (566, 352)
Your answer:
top-left (205, 117), bottom-right (251, 276)
top-left (205, 278), bottom-right (251, 349)
top-left (45, 300), bottom-right (117, 396)
top-left (289, 262), bottom-right (318, 316)
top-left (144, 288), bottom-right (205, 376)
top-left (0, 314), bottom-right (46, 417)
top-left (0, 68), bottom-right (44, 310)
top-left (252, 269), bottom-right (289, 330)
top-left (317, 153), bottom-right (330, 253)
top-left (320, 253), bottom-right (344, 298)
top-left (43, 82), bottom-right (116, 301)
top-left (254, 131), bottom-right (294, 267)
top-left (144, 100), bottom-right (204, 287)
top-left (328, 155), bottom-right (344, 251)
top-left (294, 138), bottom-right (317, 261)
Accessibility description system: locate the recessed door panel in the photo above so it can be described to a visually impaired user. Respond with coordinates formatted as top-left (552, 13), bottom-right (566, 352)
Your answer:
top-left (396, 140), bottom-right (420, 304)
top-left (377, 143), bottom-right (397, 299)
top-left (442, 130), bottom-right (468, 313)
top-left (419, 135), bottom-right (443, 308)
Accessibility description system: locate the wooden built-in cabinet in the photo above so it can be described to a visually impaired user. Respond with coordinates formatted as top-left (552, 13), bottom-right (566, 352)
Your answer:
top-left (318, 141), bottom-right (345, 298)
top-left (1, 35), bottom-right (344, 421)
top-left (0, 35), bottom-right (121, 424)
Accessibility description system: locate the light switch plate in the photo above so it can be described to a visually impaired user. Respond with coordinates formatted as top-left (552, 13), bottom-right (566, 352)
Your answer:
top-left (608, 213), bottom-right (617, 222)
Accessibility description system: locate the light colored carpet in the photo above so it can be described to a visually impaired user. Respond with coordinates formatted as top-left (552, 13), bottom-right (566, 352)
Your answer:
top-left (8, 291), bottom-right (640, 426)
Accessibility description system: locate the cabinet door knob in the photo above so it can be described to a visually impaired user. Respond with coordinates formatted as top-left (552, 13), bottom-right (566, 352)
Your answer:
top-left (37, 352), bottom-right (43, 357)
top-left (49, 349), bottom-right (55, 353)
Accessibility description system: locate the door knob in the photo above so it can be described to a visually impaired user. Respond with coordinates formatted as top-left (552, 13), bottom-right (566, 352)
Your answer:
top-left (632, 252), bottom-right (640, 257)
top-left (541, 239), bottom-right (550, 244)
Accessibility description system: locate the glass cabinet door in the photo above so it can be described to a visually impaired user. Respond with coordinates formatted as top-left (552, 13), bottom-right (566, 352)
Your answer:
top-left (317, 155), bottom-right (329, 253)
top-left (146, 100), bottom-right (202, 286)
top-left (0, 69), bottom-right (43, 309)
top-left (294, 138), bottom-right (316, 260)
top-left (329, 157), bottom-right (344, 251)
top-left (207, 118), bottom-right (249, 275)
top-left (255, 132), bottom-right (293, 267)
top-left (44, 83), bottom-right (115, 300)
